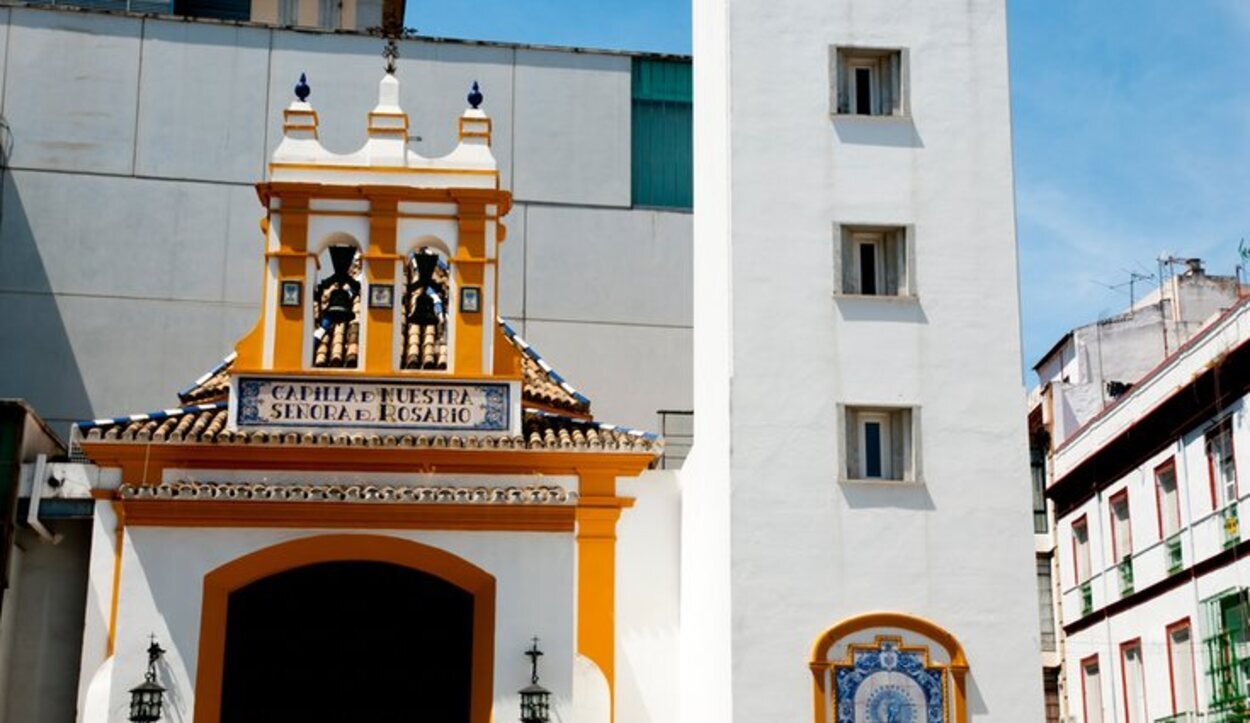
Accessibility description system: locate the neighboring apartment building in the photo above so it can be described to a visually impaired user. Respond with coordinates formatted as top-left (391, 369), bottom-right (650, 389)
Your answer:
top-left (1045, 296), bottom-right (1250, 722)
top-left (1029, 264), bottom-right (1242, 721)
top-left (1030, 261), bottom-right (1245, 715)
top-left (687, 0), bottom-right (1044, 720)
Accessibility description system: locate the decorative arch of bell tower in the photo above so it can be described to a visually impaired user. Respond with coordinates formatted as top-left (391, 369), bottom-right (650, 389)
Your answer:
top-left (809, 612), bottom-right (969, 723)
top-left (232, 69), bottom-right (511, 381)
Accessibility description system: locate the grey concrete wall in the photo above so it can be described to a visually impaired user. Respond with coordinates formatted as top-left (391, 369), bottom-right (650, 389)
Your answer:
top-left (0, 523), bottom-right (91, 723)
top-left (0, 5), bottom-right (692, 434)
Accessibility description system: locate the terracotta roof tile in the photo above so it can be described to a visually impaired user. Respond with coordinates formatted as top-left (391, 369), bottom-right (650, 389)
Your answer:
top-left (75, 404), bottom-right (660, 454)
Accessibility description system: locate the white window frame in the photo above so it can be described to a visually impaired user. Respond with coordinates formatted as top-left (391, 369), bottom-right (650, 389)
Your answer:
top-left (857, 411), bottom-right (892, 480)
top-left (1157, 460), bottom-right (1182, 539)
top-left (846, 58), bottom-right (879, 115)
top-left (852, 232), bottom-right (885, 297)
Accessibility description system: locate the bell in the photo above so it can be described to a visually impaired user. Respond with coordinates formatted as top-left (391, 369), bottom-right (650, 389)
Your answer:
top-left (322, 287), bottom-right (355, 325)
top-left (328, 245), bottom-right (358, 278)
top-left (408, 290), bottom-right (439, 325)
top-left (413, 251), bottom-right (439, 287)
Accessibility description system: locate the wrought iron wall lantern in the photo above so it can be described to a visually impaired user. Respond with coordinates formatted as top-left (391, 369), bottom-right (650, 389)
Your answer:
top-left (129, 636), bottom-right (166, 722)
top-left (519, 637), bottom-right (551, 723)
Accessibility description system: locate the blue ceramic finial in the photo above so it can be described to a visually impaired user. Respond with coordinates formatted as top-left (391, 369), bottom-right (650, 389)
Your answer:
top-left (467, 81), bottom-right (483, 109)
top-left (294, 73), bottom-right (311, 102)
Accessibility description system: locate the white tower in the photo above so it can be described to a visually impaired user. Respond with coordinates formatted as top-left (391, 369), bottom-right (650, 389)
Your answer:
top-left (685, 1), bottom-right (1045, 721)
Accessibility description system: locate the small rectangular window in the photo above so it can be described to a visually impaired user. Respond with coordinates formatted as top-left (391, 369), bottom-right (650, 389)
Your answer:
top-left (1110, 492), bottom-right (1132, 562)
top-left (1208, 420), bottom-right (1238, 509)
top-left (319, 0), bottom-right (341, 28)
top-left (1121, 641), bottom-right (1146, 723)
top-left (836, 225), bottom-right (911, 297)
top-left (1082, 656), bottom-right (1104, 723)
top-left (833, 47), bottom-right (905, 117)
top-left (1156, 459), bottom-right (1182, 538)
top-left (1037, 556), bottom-right (1057, 651)
top-left (278, 0), bottom-right (298, 24)
top-left (1073, 517), bottom-right (1091, 584)
top-left (1167, 620), bottom-right (1197, 714)
top-left (844, 406), bottom-right (915, 482)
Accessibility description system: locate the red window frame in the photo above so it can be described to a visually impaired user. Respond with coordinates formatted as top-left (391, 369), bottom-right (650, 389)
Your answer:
top-left (1154, 458), bottom-right (1180, 539)
top-left (1072, 515), bottom-right (1090, 585)
top-left (1081, 653), bottom-right (1101, 723)
top-left (1120, 638), bottom-right (1145, 723)
top-left (1166, 617), bottom-right (1198, 715)
top-left (1109, 490), bottom-right (1131, 562)
top-left (1207, 419), bottom-right (1238, 509)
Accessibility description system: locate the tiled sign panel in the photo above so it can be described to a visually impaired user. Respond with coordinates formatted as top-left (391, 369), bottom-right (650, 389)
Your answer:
top-left (234, 376), bottom-right (512, 433)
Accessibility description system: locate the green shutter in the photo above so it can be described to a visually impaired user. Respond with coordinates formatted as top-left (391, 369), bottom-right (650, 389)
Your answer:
top-left (631, 59), bottom-right (692, 209)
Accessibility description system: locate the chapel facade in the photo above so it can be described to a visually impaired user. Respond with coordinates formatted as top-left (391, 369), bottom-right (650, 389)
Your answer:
top-left (68, 62), bottom-right (663, 723)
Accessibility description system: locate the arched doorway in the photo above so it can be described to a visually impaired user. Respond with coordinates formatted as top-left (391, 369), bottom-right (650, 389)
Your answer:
top-left (194, 535), bottom-right (495, 723)
top-left (220, 561), bottom-right (473, 722)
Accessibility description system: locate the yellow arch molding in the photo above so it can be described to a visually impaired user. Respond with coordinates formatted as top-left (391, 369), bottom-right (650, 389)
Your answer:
top-left (809, 612), bottom-right (969, 723)
top-left (192, 534), bottom-right (496, 723)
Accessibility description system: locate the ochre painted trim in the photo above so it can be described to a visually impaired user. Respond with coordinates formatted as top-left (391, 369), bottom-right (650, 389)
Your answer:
top-left (575, 471), bottom-right (632, 723)
top-left (117, 499), bottom-right (575, 531)
top-left (809, 612), bottom-right (970, 723)
top-left (106, 501), bottom-right (125, 657)
top-left (193, 534), bottom-right (496, 723)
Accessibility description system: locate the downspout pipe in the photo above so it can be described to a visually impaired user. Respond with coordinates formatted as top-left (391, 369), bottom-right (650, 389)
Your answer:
top-left (26, 454), bottom-right (61, 544)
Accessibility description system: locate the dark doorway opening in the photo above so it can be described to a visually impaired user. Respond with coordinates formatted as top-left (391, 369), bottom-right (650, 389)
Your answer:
top-left (220, 561), bottom-right (474, 723)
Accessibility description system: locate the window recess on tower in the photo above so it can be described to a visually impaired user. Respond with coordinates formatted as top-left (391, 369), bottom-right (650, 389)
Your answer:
top-left (840, 405), bottom-right (919, 484)
top-left (834, 224), bottom-right (914, 298)
top-left (831, 46), bottom-right (907, 117)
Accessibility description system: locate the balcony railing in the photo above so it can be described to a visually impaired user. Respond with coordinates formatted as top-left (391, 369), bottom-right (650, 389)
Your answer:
top-left (1119, 557), bottom-right (1135, 596)
top-left (1224, 505), bottom-right (1241, 548)
top-left (1168, 534), bottom-right (1185, 575)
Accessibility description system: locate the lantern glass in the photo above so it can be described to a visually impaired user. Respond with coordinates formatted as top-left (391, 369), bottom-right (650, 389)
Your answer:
top-left (129, 680), bottom-right (165, 722)
top-left (519, 684), bottom-right (551, 723)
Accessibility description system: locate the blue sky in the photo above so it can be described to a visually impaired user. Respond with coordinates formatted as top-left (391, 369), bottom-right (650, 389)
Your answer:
top-left (407, 1), bottom-right (1250, 377)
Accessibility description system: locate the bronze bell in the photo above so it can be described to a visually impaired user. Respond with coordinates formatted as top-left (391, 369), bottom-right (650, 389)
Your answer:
top-left (322, 286), bottom-right (354, 325)
top-left (408, 290), bottom-right (439, 325)
top-left (413, 251), bottom-right (439, 287)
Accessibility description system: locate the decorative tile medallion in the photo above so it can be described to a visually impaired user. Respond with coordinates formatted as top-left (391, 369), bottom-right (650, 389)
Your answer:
top-left (280, 279), bottom-right (303, 306)
top-left (835, 638), bottom-right (945, 723)
top-left (369, 283), bottom-right (394, 309)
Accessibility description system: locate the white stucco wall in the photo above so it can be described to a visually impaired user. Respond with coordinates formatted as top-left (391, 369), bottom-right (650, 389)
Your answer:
top-left (690, 0), bottom-right (1043, 719)
top-left (98, 526), bottom-right (575, 723)
top-left (616, 470), bottom-right (681, 723)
